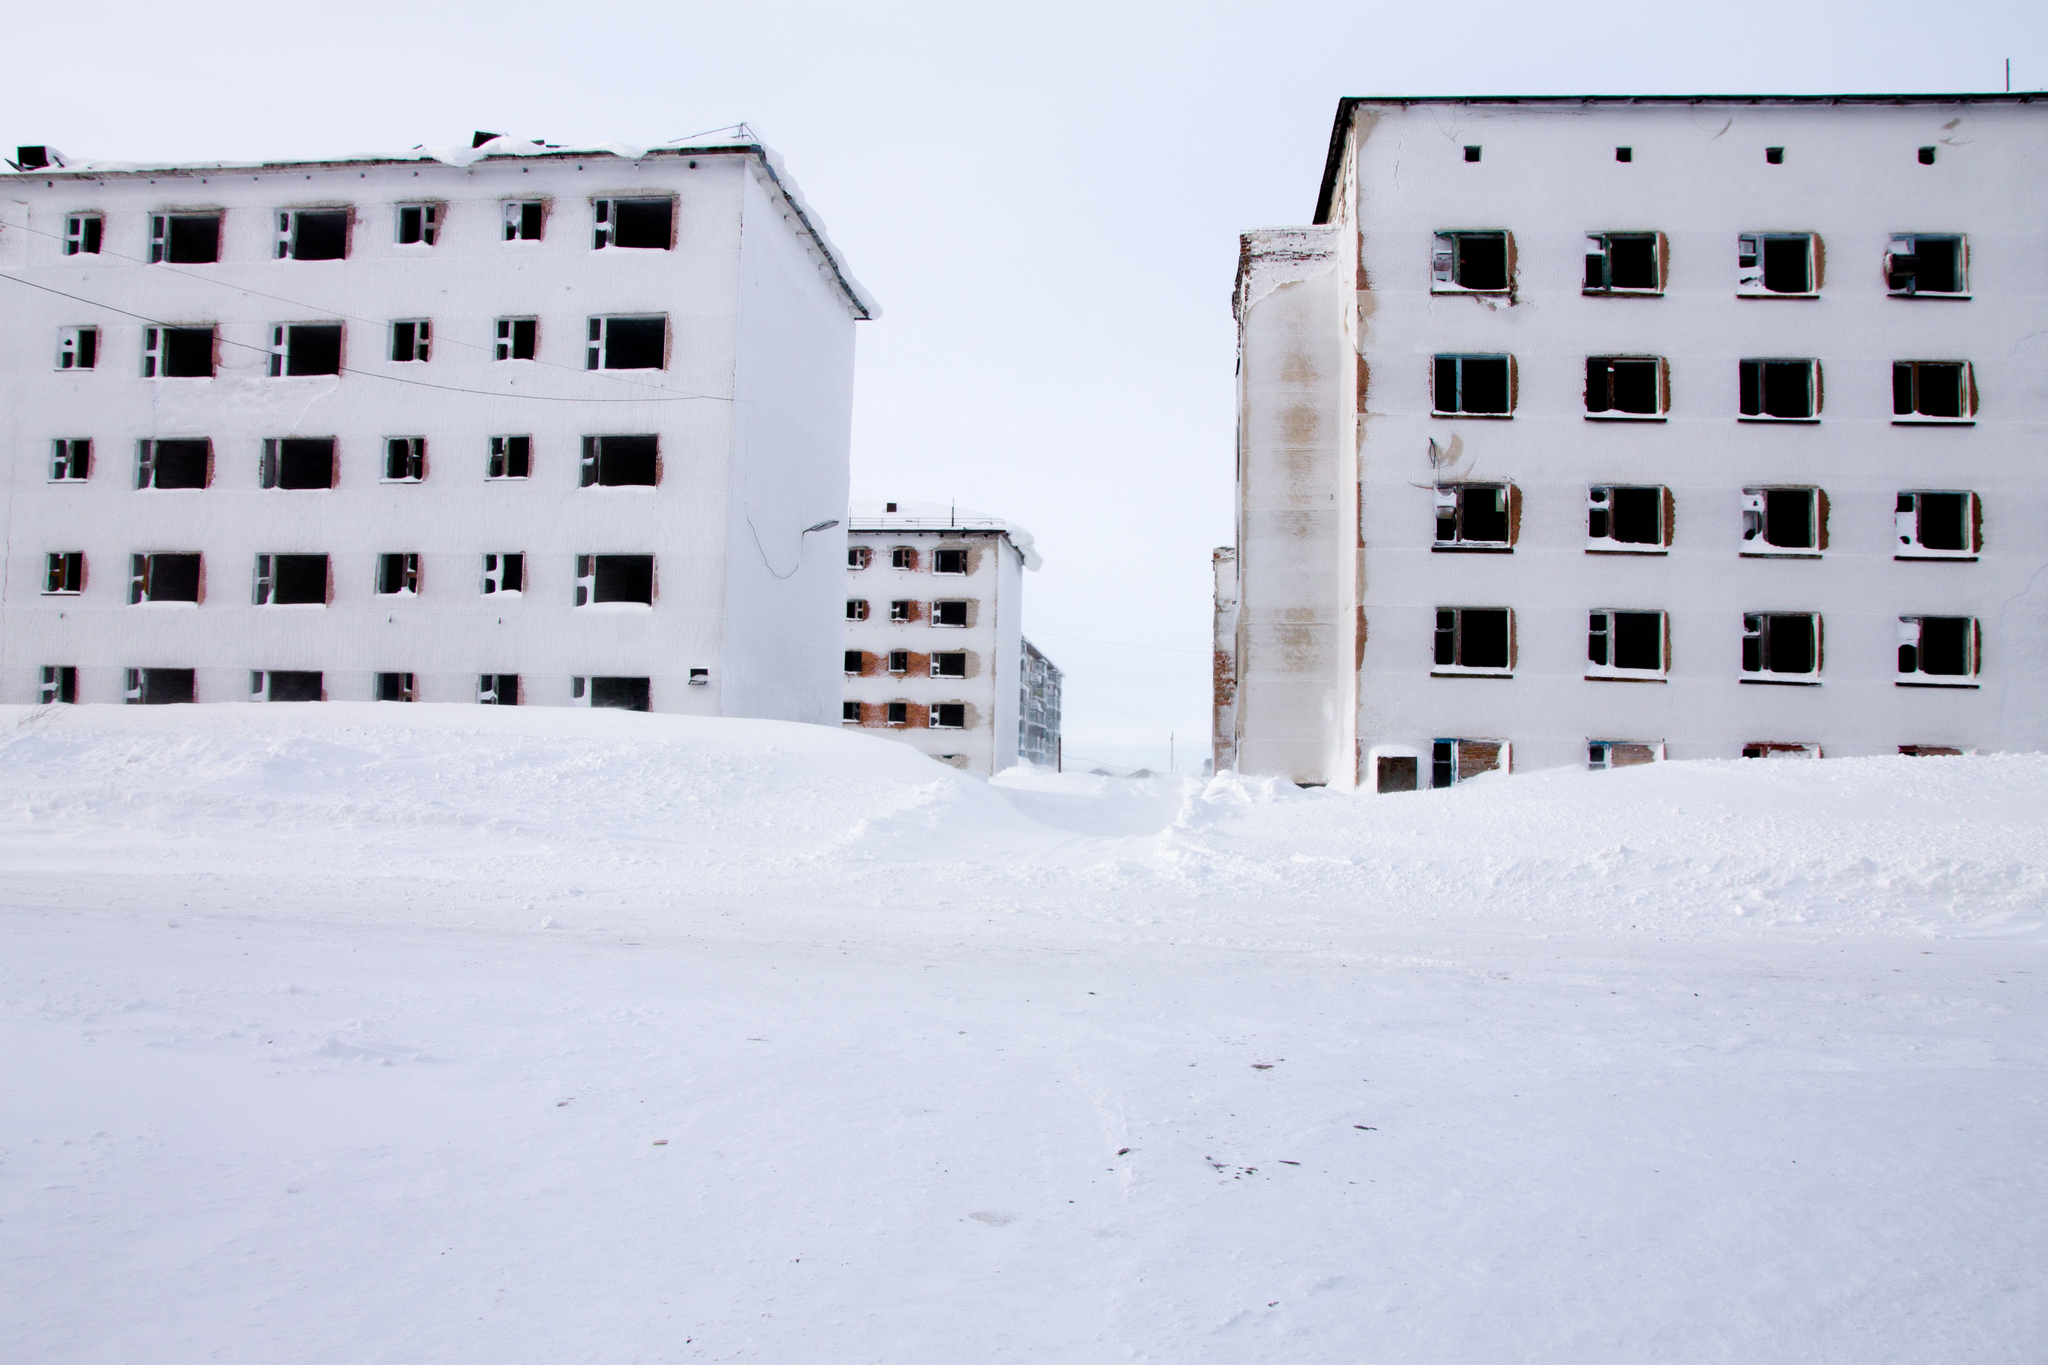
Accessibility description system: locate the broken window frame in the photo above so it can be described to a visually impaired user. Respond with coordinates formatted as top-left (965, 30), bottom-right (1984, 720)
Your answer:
top-left (1895, 490), bottom-right (1979, 560)
top-left (1583, 355), bottom-right (1667, 419)
top-left (887, 650), bottom-right (909, 674)
top-left (1431, 354), bottom-right (1515, 417)
top-left (39, 666), bottom-right (79, 705)
top-left (1740, 487), bottom-right (1826, 558)
top-left (933, 548), bottom-right (969, 575)
top-left (495, 317), bottom-right (538, 362)
top-left (585, 314), bottom-right (669, 371)
top-left (1431, 607), bottom-right (1514, 677)
top-left (390, 319), bottom-right (431, 363)
top-left (129, 552), bottom-right (202, 605)
top-left (136, 439), bottom-right (212, 490)
top-left (578, 435), bottom-right (659, 488)
top-left (383, 437), bottom-right (425, 483)
top-left (1430, 231), bottom-right (1512, 294)
top-left (931, 702), bottom-right (967, 730)
top-left (1736, 232), bottom-right (1822, 296)
top-left (56, 326), bottom-right (98, 371)
top-left (148, 211), bottom-right (221, 264)
top-left (931, 600), bottom-right (971, 628)
top-left (891, 546), bottom-right (918, 570)
top-left (1738, 358), bottom-right (1821, 421)
top-left (50, 438), bottom-right (90, 482)
top-left (260, 437), bottom-right (338, 491)
top-left (1587, 741), bottom-right (1663, 770)
top-left (1431, 483), bottom-right (1515, 552)
top-left (1885, 234), bottom-right (1967, 297)
top-left (1430, 738), bottom-right (1508, 789)
top-left (269, 323), bottom-right (344, 378)
top-left (1585, 486), bottom-right (1671, 554)
top-left (481, 553), bottom-right (525, 597)
top-left (930, 652), bottom-right (968, 679)
top-left (488, 435), bottom-right (533, 480)
top-left (591, 196), bottom-right (676, 250)
top-left (142, 325), bottom-right (216, 378)
top-left (64, 214), bottom-right (103, 256)
top-left (848, 546), bottom-right (873, 569)
top-left (375, 553), bottom-right (420, 597)
top-left (478, 674), bottom-right (520, 706)
top-left (1586, 610), bottom-right (1668, 680)
top-left (1897, 616), bottom-right (1980, 687)
top-left (395, 203), bottom-right (441, 247)
top-left (573, 554), bottom-right (654, 607)
top-left (273, 208), bottom-right (352, 261)
top-left (252, 553), bottom-right (330, 607)
top-left (43, 551), bottom-right (84, 595)
top-left (847, 599), bottom-right (870, 622)
top-left (1583, 232), bottom-right (1664, 294)
top-left (1741, 613), bottom-right (1821, 683)
top-left (125, 668), bottom-right (196, 705)
top-left (841, 701), bottom-right (862, 724)
top-left (889, 600), bottom-right (913, 622)
top-left (376, 672), bottom-right (416, 702)
top-left (502, 200), bottom-right (546, 242)
top-left (1892, 361), bottom-right (1976, 424)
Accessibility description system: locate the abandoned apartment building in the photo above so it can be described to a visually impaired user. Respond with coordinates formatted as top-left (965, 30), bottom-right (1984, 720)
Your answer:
top-left (1, 133), bottom-right (871, 719)
top-left (842, 500), bottom-right (1062, 773)
top-left (1217, 95), bottom-right (2048, 789)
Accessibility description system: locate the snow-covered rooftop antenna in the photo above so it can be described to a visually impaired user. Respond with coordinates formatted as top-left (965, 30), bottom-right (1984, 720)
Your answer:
top-left (665, 123), bottom-right (756, 145)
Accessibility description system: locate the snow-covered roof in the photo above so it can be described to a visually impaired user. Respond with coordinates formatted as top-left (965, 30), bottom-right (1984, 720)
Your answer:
top-left (3, 126), bottom-right (876, 319)
top-left (848, 500), bottom-right (1041, 571)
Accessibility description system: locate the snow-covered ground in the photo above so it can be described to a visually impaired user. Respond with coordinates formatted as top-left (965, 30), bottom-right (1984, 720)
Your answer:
top-left (2, 704), bottom-right (2043, 1362)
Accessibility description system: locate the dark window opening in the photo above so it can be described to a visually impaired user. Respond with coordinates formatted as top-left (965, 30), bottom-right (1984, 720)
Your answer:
top-left (933, 703), bottom-right (966, 729)
top-left (274, 324), bottom-right (342, 377)
top-left (1739, 359), bottom-right (1816, 419)
top-left (40, 666), bottom-right (79, 705)
top-left (1463, 145), bottom-right (1481, 162)
top-left (845, 650), bottom-right (864, 674)
top-left (280, 210), bottom-right (348, 261)
top-left (888, 650), bottom-right (909, 673)
top-left (577, 554), bottom-right (654, 605)
top-left (1765, 147), bottom-right (1784, 164)
top-left (1742, 614), bottom-right (1817, 676)
top-left (44, 551), bottom-right (84, 595)
top-left (1614, 147), bottom-right (1632, 162)
top-left (263, 438), bottom-right (336, 490)
top-left (932, 652), bottom-right (967, 678)
top-left (139, 439), bottom-right (210, 489)
top-left (1433, 607), bottom-right (1510, 671)
top-left (1743, 488), bottom-right (1818, 552)
top-left (580, 435), bottom-right (658, 487)
top-left (588, 315), bottom-right (666, 370)
top-left (258, 554), bottom-right (328, 606)
top-left (132, 552), bottom-right (201, 603)
top-left (145, 326), bottom-right (215, 378)
top-left (1900, 617), bottom-right (1973, 679)
top-left (842, 701), bottom-right (862, 723)
top-left (489, 435), bottom-right (532, 479)
top-left (128, 668), bottom-right (195, 705)
top-left (1898, 491), bottom-right (1971, 554)
top-left (385, 437), bottom-right (424, 481)
top-left (934, 548), bottom-right (968, 575)
top-left (1585, 356), bottom-right (1661, 414)
top-left (1431, 738), bottom-right (1503, 787)
top-left (151, 214), bottom-right (220, 264)
top-left (595, 198), bottom-right (673, 249)
top-left (376, 553), bottom-right (419, 596)
top-left (376, 672), bottom-right (415, 702)
top-left (1433, 354), bottom-right (1511, 415)
top-left (1432, 232), bottom-right (1507, 291)
top-left (391, 320), bottom-right (430, 363)
top-left (1738, 233), bottom-right (1812, 293)
top-left (890, 600), bottom-right (912, 622)
top-left (1588, 486), bottom-right (1663, 546)
top-left (891, 546), bottom-right (917, 570)
top-left (51, 439), bottom-right (90, 481)
top-left (1588, 611), bottom-right (1663, 672)
top-left (58, 327), bottom-right (97, 370)
top-left (479, 674), bottom-right (519, 705)
top-left (1893, 361), bottom-right (1968, 419)
top-left (482, 553), bottom-right (524, 595)
top-left (1918, 146), bottom-right (1936, 165)
top-left (1584, 233), bottom-right (1658, 291)
top-left (933, 600), bottom-right (969, 627)
top-left (848, 546), bottom-right (872, 569)
top-left (504, 202), bottom-right (544, 241)
top-left (1434, 484), bottom-right (1510, 547)
top-left (496, 318), bottom-right (537, 361)
top-left (847, 599), bottom-right (870, 621)
top-left (65, 214), bottom-right (103, 255)
top-left (886, 701), bottom-right (908, 725)
top-left (1377, 756), bottom-right (1418, 794)
top-left (590, 677), bottom-right (651, 711)
top-left (397, 205), bottom-right (438, 245)
top-left (266, 671), bottom-right (323, 702)
top-left (1887, 235), bottom-right (1963, 294)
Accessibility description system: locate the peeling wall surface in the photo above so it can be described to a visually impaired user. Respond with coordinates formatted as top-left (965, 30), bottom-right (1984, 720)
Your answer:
top-left (1211, 545), bottom-right (1239, 772)
top-left (1229, 97), bottom-right (2048, 784)
top-left (0, 148), bottom-right (863, 718)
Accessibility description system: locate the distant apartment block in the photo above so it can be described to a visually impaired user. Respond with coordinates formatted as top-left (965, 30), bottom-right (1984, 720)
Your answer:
top-left (1, 133), bottom-right (872, 717)
top-left (1218, 95), bottom-right (2048, 787)
top-left (843, 501), bottom-right (1059, 773)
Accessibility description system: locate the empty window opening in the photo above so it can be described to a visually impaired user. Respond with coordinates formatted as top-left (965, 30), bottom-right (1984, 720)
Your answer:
top-left (503, 201), bottom-right (545, 241)
top-left (1431, 738), bottom-right (1504, 788)
top-left (254, 554), bottom-right (329, 606)
top-left (259, 671), bottom-right (324, 702)
top-left (891, 546), bottom-right (918, 570)
top-left (1742, 613), bottom-right (1819, 680)
top-left (934, 548), bottom-right (969, 575)
top-left (64, 214), bottom-right (102, 255)
top-left (890, 600), bottom-right (913, 622)
top-left (1739, 359), bottom-right (1819, 420)
top-left (481, 553), bottom-right (524, 595)
top-left (276, 209), bottom-right (349, 261)
top-left (575, 554), bottom-right (654, 606)
top-left (579, 434), bottom-right (658, 487)
top-left (131, 553), bottom-right (200, 604)
top-left (376, 553), bottom-right (419, 596)
top-left (126, 668), bottom-right (195, 705)
top-left (137, 439), bottom-right (210, 489)
top-left (1896, 491), bottom-right (1977, 558)
top-left (588, 677), bottom-right (651, 711)
top-left (1586, 486), bottom-right (1667, 551)
top-left (847, 598), bottom-right (870, 622)
top-left (391, 320), bottom-right (431, 363)
top-left (886, 701), bottom-right (909, 726)
top-left (1376, 755), bottom-right (1418, 793)
top-left (848, 546), bottom-right (873, 569)
top-left (1738, 233), bottom-right (1816, 294)
top-left (478, 674), bottom-right (520, 705)
top-left (931, 652), bottom-right (967, 679)
top-left (271, 324), bottom-right (342, 377)
top-left (593, 197), bottom-right (674, 250)
top-left (39, 666), bottom-right (78, 705)
top-left (1431, 231), bottom-right (1509, 292)
top-left (1898, 617), bottom-right (1978, 684)
top-left (1433, 354), bottom-right (1512, 416)
top-left (50, 439), bottom-right (89, 481)
top-left (1918, 146), bottom-right (1936, 165)
top-left (261, 438), bottom-right (337, 490)
top-left (1887, 234), bottom-right (1964, 295)
top-left (149, 213), bottom-right (220, 264)
top-left (496, 318), bottom-right (537, 361)
top-left (396, 204), bottom-right (439, 246)
top-left (143, 326), bottom-right (215, 378)
top-left (383, 437), bottom-right (425, 482)
top-left (1588, 610), bottom-right (1666, 676)
top-left (1585, 356), bottom-right (1664, 416)
top-left (887, 650), bottom-right (909, 673)
top-left (1893, 361), bottom-right (1973, 421)
top-left (1588, 741), bottom-right (1659, 770)
top-left (376, 672), bottom-right (416, 702)
top-left (1462, 145), bottom-right (1481, 162)
top-left (1614, 147), bottom-right (1632, 163)
top-left (1433, 484), bottom-right (1512, 549)
top-left (489, 435), bottom-right (532, 480)
top-left (1433, 607), bottom-right (1511, 673)
top-left (43, 552), bottom-right (83, 595)
top-left (1584, 232), bottom-right (1660, 292)
top-left (587, 315), bottom-right (667, 370)
top-left (933, 703), bottom-right (966, 730)
top-left (933, 600), bottom-right (970, 628)
top-left (1765, 147), bottom-right (1784, 164)
top-left (1742, 487), bottom-right (1822, 555)
top-left (842, 701), bottom-right (862, 723)
top-left (57, 326), bottom-right (98, 370)
top-left (845, 650), bottom-right (865, 675)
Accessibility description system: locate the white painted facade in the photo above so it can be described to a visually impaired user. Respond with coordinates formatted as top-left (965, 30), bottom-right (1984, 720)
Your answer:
top-left (841, 501), bottom-right (1052, 774)
top-left (0, 136), bottom-right (871, 720)
top-left (1222, 95), bottom-right (2048, 787)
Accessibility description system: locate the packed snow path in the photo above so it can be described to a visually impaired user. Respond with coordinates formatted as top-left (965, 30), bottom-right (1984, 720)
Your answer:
top-left (2, 706), bottom-right (2042, 1363)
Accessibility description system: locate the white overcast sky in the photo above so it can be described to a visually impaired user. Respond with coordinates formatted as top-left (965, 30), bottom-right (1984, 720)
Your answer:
top-left (8, 1), bottom-right (2041, 769)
